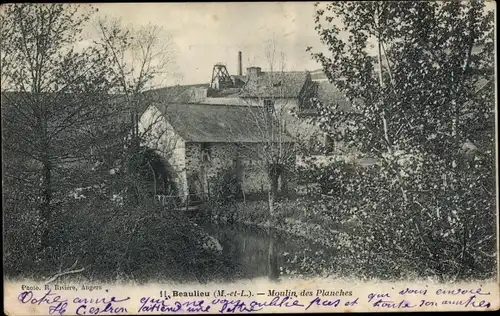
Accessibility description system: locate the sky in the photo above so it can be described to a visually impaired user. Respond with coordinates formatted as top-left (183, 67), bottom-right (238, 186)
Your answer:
top-left (89, 2), bottom-right (325, 86)
top-left (84, 1), bottom-right (496, 87)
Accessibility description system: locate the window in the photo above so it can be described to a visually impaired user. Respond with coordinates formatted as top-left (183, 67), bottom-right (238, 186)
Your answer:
top-left (201, 143), bottom-right (212, 162)
top-left (324, 133), bottom-right (335, 152)
top-left (263, 99), bottom-right (274, 113)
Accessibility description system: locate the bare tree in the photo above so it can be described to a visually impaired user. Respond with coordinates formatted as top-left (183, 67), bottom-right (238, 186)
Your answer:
top-left (236, 41), bottom-right (307, 216)
top-left (95, 17), bottom-right (176, 149)
top-left (94, 17), bottom-right (179, 205)
top-left (1, 4), bottom-right (118, 255)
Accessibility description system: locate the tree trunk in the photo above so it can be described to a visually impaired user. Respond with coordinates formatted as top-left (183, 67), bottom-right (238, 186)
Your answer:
top-left (40, 155), bottom-right (52, 250)
top-left (130, 110), bottom-right (136, 140)
top-left (280, 170), bottom-right (288, 196)
top-left (268, 191), bottom-right (275, 217)
top-left (130, 108), bottom-right (140, 151)
top-left (268, 171), bottom-right (279, 217)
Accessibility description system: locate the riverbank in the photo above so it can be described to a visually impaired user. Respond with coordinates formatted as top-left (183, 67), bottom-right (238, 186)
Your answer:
top-left (203, 195), bottom-right (497, 282)
top-left (201, 198), bottom-right (431, 281)
top-left (203, 198), bottom-right (343, 250)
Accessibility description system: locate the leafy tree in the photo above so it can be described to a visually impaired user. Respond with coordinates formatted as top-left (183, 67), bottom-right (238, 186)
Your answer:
top-left (307, 1), bottom-right (495, 280)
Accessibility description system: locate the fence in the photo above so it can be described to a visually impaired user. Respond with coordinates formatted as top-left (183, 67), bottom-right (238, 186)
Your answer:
top-left (154, 191), bottom-right (210, 211)
top-left (154, 184), bottom-right (289, 210)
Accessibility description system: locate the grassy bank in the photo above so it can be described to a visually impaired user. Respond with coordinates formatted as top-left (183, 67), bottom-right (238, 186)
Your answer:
top-left (4, 194), bottom-right (234, 284)
top-left (206, 198), bottom-right (343, 249)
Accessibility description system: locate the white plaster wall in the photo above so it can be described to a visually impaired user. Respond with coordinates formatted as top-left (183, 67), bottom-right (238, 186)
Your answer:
top-left (138, 105), bottom-right (188, 197)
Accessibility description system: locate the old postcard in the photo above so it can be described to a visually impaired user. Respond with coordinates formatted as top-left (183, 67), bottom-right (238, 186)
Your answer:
top-left (2, 1), bottom-right (498, 314)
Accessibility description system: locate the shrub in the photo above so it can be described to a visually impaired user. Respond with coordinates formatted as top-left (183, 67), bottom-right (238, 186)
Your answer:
top-left (4, 173), bottom-right (225, 283)
top-left (208, 167), bottom-right (243, 206)
top-left (288, 154), bottom-right (496, 281)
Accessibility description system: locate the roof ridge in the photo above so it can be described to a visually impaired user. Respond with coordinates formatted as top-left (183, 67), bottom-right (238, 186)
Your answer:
top-left (158, 101), bottom-right (260, 108)
top-left (146, 83), bottom-right (209, 92)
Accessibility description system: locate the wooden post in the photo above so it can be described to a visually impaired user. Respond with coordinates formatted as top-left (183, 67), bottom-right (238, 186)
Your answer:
top-left (185, 194), bottom-right (189, 211)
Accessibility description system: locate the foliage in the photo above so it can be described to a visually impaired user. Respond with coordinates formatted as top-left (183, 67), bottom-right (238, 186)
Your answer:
top-left (296, 158), bottom-right (364, 197)
top-left (209, 200), bottom-right (269, 226)
top-left (3, 187), bottom-right (42, 276)
top-left (303, 1), bottom-right (496, 281)
top-left (208, 167), bottom-right (243, 207)
top-left (4, 184), bottom-right (227, 282)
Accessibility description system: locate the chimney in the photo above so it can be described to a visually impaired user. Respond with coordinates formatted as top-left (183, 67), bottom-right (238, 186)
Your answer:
top-left (238, 51), bottom-right (242, 76)
top-left (246, 66), bottom-right (261, 80)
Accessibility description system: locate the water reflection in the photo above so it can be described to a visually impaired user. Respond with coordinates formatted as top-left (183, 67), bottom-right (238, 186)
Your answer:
top-left (268, 238), bottom-right (279, 281)
top-left (200, 222), bottom-right (323, 281)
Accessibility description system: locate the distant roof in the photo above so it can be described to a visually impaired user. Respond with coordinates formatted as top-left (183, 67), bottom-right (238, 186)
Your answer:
top-left (239, 71), bottom-right (309, 98)
top-left (231, 75), bottom-right (247, 82)
top-left (315, 81), bottom-right (353, 112)
top-left (146, 84), bottom-right (209, 103)
top-left (310, 69), bottom-right (328, 81)
top-left (155, 102), bottom-right (294, 143)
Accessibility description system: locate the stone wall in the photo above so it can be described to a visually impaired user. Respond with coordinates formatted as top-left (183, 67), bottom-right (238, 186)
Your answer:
top-left (240, 154), bottom-right (270, 194)
top-left (184, 142), bottom-right (272, 197)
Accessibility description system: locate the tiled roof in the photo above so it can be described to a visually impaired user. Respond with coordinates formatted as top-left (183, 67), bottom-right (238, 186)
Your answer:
top-left (145, 84), bottom-right (209, 103)
top-left (310, 69), bottom-right (328, 81)
top-left (156, 102), bottom-right (294, 143)
top-left (239, 71), bottom-right (309, 98)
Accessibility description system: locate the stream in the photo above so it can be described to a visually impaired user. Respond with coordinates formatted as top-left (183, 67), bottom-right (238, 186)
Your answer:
top-left (197, 221), bottom-right (330, 282)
